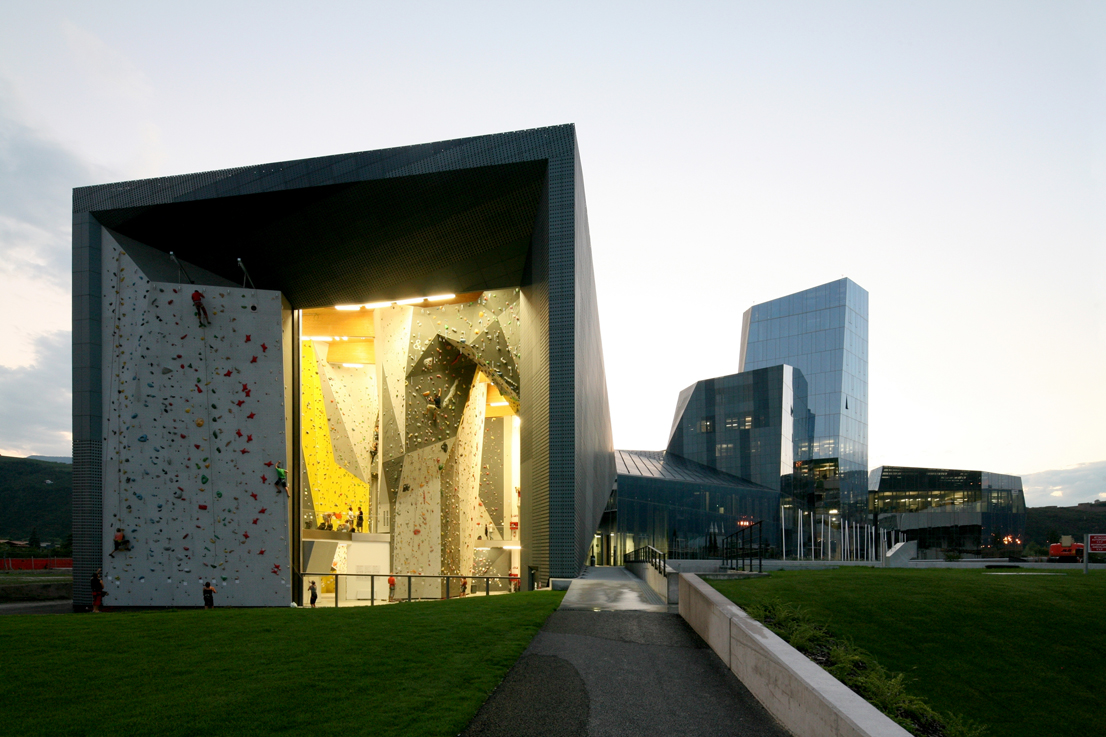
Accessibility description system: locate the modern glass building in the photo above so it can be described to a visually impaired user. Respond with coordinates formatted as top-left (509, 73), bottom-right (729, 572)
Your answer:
top-left (71, 125), bottom-right (615, 608)
top-left (666, 365), bottom-right (811, 496)
top-left (740, 278), bottom-right (869, 522)
top-left (596, 450), bottom-right (779, 564)
top-left (868, 466), bottom-right (1026, 558)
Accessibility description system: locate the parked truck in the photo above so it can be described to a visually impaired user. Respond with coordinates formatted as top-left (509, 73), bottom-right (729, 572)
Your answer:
top-left (1048, 535), bottom-right (1084, 562)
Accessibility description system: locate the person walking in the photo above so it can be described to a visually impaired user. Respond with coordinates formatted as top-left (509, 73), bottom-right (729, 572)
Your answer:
top-left (90, 569), bottom-right (105, 613)
top-left (202, 581), bottom-right (216, 609)
top-left (308, 580), bottom-right (318, 608)
top-left (387, 575), bottom-right (396, 602)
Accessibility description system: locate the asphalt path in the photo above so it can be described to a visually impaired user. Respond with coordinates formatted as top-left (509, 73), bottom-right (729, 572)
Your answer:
top-left (462, 569), bottom-right (790, 737)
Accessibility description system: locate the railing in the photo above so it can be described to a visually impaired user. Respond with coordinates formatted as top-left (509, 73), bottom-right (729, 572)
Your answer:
top-left (294, 572), bottom-right (520, 607)
top-left (625, 545), bottom-right (666, 576)
top-left (722, 521), bottom-right (764, 573)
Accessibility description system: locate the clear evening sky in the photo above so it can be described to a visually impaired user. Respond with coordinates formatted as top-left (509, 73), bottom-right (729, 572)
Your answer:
top-left (0, 1), bottom-right (1102, 504)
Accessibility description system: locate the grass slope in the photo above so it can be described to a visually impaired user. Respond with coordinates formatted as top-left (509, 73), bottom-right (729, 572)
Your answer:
top-left (711, 569), bottom-right (1104, 737)
top-left (0, 591), bottom-right (562, 737)
top-left (0, 456), bottom-right (72, 542)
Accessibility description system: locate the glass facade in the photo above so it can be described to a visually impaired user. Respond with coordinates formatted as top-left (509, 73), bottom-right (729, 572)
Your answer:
top-left (596, 450), bottom-right (779, 564)
top-left (666, 365), bottom-right (811, 496)
top-left (740, 278), bottom-right (868, 521)
top-left (868, 466), bottom-right (1026, 558)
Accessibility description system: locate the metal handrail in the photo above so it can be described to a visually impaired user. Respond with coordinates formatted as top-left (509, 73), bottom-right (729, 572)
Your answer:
top-left (295, 572), bottom-right (520, 607)
top-left (722, 521), bottom-right (764, 573)
top-left (625, 545), bottom-right (667, 576)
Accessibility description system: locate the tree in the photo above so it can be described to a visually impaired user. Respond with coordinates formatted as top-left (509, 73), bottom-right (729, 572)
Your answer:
top-left (1046, 529), bottom-right (1061, 545)
top-left (28, 528), bottom-right (40, 549)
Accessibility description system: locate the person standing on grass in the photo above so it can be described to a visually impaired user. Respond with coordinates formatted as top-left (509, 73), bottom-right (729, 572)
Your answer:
top-left (90, 569), bottom-right (105, 613)
top-left (309, 580), bottom-right (318, 608)
top-left (461, 577), bottom-right (468, 597)
top-left (388, 575), bottom-right (396, 601)
top-left (203, 581), bottom-right (216, 609)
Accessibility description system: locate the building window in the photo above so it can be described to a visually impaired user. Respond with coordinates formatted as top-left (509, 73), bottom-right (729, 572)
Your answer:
top-left (716, 443), bottom-right (734, 457)
top-left (698, 417), bottom-right (715, 433)
top-left (726, 415), bottom-right (753, 430)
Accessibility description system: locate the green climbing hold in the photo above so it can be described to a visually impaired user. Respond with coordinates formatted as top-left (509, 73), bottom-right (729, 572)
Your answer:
top-left (201, 475), bottom-right (209, 484)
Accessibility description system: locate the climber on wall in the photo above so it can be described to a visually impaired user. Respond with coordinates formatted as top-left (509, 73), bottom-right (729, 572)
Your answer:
top-left (274, 462), bottom-right (288, 496)
top-left (191, 289), bottom-right (210, 327)
top-left (108, 528), bottom-right (131, 557)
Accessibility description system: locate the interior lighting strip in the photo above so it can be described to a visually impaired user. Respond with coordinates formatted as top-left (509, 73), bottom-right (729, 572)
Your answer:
top-left (334, 293), bottom-right (456, 311)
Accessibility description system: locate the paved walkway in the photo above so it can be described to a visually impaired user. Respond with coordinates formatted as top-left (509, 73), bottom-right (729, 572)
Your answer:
top-left (462, 567), bottom-right (788, 737)
top-left (0, 599), bottom-right (72, 615)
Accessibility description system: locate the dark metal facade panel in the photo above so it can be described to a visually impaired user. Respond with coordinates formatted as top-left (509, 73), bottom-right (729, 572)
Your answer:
top-left (616, 450), bottom-right (773, 490)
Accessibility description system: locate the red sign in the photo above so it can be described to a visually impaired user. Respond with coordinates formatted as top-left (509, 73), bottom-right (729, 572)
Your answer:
top-left (1089, 534), bottom-right (1106, 553)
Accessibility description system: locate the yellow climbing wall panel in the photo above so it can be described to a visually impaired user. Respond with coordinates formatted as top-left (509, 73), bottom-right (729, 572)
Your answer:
top-left (301, 340), bottom-right (371, 518)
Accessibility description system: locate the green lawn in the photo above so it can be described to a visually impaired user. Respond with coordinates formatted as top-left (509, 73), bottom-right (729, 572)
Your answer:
top-left (0, 591), bottom-right (562, 736)
top-left (711, 569), bottom-right (1105, 737)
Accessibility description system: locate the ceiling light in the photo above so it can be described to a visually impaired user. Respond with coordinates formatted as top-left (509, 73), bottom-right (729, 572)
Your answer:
top-left (301, 336), bottom-right (333, 341)
top-left (490, 401), bottom-right (508, 407)
top-left (335, 293), bottom-right (456, 311)
top-left (502, 545), bottom-right (521, 550)
top-left (341, 363), bottom-right (364, 368)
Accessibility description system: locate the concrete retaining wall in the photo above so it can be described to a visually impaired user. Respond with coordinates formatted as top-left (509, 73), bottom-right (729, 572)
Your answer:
top-left (0, 581), bottom-right (73, 603)
top-left (679, 573), bottom-right (911, 737)
top-left (625, 561), bottom-right (668, 603)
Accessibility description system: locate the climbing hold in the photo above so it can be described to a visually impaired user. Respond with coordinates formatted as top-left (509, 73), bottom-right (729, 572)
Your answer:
top-left (195, 419), bottom-right (205, 427)
top-left (138, 435), bottom-right (148, 442)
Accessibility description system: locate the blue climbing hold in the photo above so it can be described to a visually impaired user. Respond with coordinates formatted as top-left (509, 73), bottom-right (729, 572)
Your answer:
top-left (138, 435), bottom-right (148, 442)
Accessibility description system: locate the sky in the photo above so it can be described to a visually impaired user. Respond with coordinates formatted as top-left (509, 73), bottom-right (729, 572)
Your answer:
top-left (0, 1), bottom-right (1103, 505)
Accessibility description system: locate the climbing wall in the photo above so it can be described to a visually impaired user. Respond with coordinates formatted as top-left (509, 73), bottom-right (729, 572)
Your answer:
top-left (440, 378), bottom-right (488, 578)
top-left (100, 236), bottom-right (288, 607)
top-left (300, 340), bottom-right (372, 524)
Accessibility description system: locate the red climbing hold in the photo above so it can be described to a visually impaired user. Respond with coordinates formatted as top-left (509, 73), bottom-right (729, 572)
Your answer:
top-left (236, 429), bottom-right (243, 437)
top-left (247, 412), bottom-right (255, 419)
top-left (224, 370), bottom-right (233, 377)
top-left (261, 474), bottom-right (267, 483)
top-left (264, 461), bottom-right (274, 467)
top-left (252, 519), bottom-right (259, 525)
top-left (261, 343), bottom-right (268, 352)
top-left (245, 335), bottom-right (251, 343)
top-left (180, 434), bottom-right (187, 439)
top-left (241, 383), bottom-right (249, 392)
top-left (194, 444), bottom-right (201, 449)
top-left (236, 400), bottom-right (245, 407)
top-left (243, 532), bottom-right (249, 539)
top-left (259, 508), bottom-right (267, 514)
top-left (240, 448), bottom-right (250, 454)
top-left (180, 334), bottom-right (188, 340)
top-left (250, 492), bottom-right (258, 500)
top-left (250, 356), bottom-right (257, 363)
top-left (244, 389), bottom-right (251, 397)
top-left (198, 504), bottom-right (208, 510)
top-left (195, 386), bottom-right (203, 394)
top-left (247, 435), bottom-right (253, 442)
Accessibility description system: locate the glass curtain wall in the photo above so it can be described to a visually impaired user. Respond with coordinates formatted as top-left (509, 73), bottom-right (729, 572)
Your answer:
top-left (296, 290), bottom-right (523, 603)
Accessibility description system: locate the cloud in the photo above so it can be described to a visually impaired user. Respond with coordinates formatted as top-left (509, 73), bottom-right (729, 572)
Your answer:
top-left (0, 75), bottom-right (104, 368)
top-left (1022, 460), bottom-right (1106, 507)
top-left (0, 331), bottom-right (72, 457)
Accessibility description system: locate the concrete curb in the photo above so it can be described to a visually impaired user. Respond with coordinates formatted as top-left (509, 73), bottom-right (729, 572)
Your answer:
top-left (678, 573), bottom-right (911, 737)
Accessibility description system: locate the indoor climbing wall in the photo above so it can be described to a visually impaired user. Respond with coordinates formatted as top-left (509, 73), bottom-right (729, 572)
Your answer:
top-left (300, 340), bottom-right (372, 525)
top-left (440, 377), bottom-right (488, 579)
top-left (100, 234), bottom-right (288, 607)
top-left (318, 359), bottom-right (378, 485)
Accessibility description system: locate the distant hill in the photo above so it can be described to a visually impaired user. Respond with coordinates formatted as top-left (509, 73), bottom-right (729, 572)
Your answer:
top-left (0, 457), bottom-right (72, 542)
top-left (1025, 503), bottom-right (1106, 545)
top-left (26, 456), bottom-right (72, 464)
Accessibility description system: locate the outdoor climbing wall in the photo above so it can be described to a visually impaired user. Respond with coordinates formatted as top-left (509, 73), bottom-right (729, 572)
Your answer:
top-left (100, 235), bottom-right (289, 607)
top-left (300, 340), bottom-right (372, 524)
